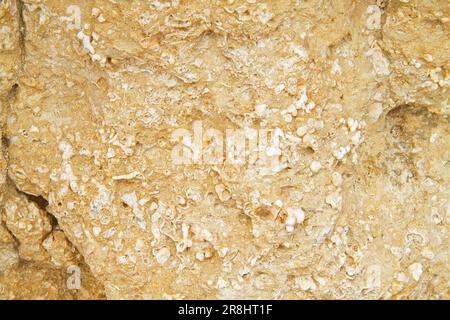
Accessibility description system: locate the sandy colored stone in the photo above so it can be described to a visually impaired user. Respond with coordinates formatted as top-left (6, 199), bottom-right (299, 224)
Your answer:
top-left (0, 185), bottom-right (105, 299)
top-left (0, 261), bottom-right (105, 299)
top-left (0, 0), bottom-right (21, 97)
top-left (0, 0), bottom-right (21, 207)
top-left (3, 187), bottom-right (52, 261)
top-left (0, 0), bottom-right (448, 299)
top-left (0, 223), bottom-right (19, 272)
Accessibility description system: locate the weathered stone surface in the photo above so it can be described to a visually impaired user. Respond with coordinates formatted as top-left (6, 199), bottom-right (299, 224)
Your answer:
top-left (0, 223), bottom-right (19, 272)
top-left (0, 0), bottom-right (448, 299)
top-left (0, 185), bottom-right (105, 299)
top-left (3, 187), bottom-right (52, 262)
top-left (0, 0), bottom-right (21, 208)
top-left (0, 261), bottom-right (105, 299)
top-left (0, 0), bottom-right (20, 97)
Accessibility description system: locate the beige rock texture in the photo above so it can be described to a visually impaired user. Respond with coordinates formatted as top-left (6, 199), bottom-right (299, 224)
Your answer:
top-left (0, 0), bottom-right (448, 299)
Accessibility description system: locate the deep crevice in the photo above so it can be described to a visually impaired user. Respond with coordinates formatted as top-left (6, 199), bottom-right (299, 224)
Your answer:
top-left (6, 177), bottom-right (48, 210)
top-left (18, 190), bottom-right (57, 228)
top-left (5, 176), bottom-right (57, 229)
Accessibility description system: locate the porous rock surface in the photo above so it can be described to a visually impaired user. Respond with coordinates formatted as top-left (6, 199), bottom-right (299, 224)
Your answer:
top-left (0, 0), bottom-right (448, 299)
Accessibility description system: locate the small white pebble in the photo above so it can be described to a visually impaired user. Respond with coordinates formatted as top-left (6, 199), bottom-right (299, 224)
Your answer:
top-left (92, 226), bottom-right (101, 237)
top-left (368, 103), bottom-right (383, 121)
top-left (154, 247), bottom-right (171, 264)
top-left (275, 83), bottom-right (285, 95)
top-left (423, 54), bottom-right (433, 62)
top-left (274, 199), bottom-right (283, 207)
top-left (91, 7), bottom-right (100, 17)
top-left (408, 262), bottom-right (423, 281)
top-left (266, 146), bottom-right (282, 156)
top-left (106, 148), bottom-right (115, 158)
top-left (296, 126), bottom-right (308, 137)
top-left (218, 247), bottom-right (228, 257)
top-left (326, 191), bottom-right (342, 210)
top-left (283, 113), bottom-right (293, 123)
top-left (177, 195), bottom-right (186, 205)
top-left (149, 202), bottom-right (158, 211)
top-left (332, 172), bottom-right (343, 186)
top-left (216, 277), bottom-right (228, 289)
top-left (333, 146), bottom-right (350, 160)
top-left (430, 132), bottom-right (439, 143)
top-left (195, 252), bottom-right (205, 261)
top-left (285, 215), bottom-right (297, 226)
top-left (285, 207), bottom-right (305, 232)
top-left (310, 161), bottom-right (321, 173)
top-left (255, 103), bottom-right (267, 116)
top-left (286, 225), bottom-right (295, 233)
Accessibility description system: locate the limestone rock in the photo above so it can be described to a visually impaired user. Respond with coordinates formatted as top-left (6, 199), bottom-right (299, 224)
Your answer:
top-left (0, 185), bottom-right (105, 299)
top-left (3, 187), bottom-right (52, 261)
top-left (0, 0), bottom-right (448, 299)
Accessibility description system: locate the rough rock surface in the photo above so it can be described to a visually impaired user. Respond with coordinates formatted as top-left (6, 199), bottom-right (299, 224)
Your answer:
top-left (0, 0), bottom-right (448, 299)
